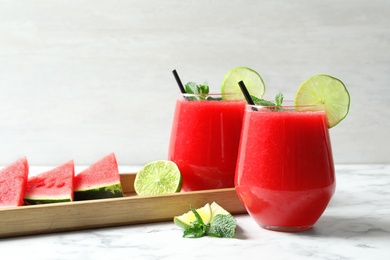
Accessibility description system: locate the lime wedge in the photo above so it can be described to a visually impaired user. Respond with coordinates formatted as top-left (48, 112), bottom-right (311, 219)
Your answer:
top-left (221, 66), bottom-right (265, 100)
top-left (210, 202), bottom-right (230, 215)
top-left (134, 160), bottom-right (182, 196)
top-left (294, 74), bottom-right (350, 128)
top-left (174, 203), bottom-right (212, 229)
top-left (210, 202), bottom-right (230, 223)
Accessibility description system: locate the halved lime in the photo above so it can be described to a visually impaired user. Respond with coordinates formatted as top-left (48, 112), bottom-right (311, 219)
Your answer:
top-left (134, 160), bottom-right (182, 196)
top-left (294, 74), bottom-right (350, 128)
top-left (221, 66), bottom-right (265, 100)
top-left (174, 203), bottom-right (212, 229)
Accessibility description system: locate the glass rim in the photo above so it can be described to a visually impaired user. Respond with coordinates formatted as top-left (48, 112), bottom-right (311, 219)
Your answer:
top-left (179, 93), bottom-right (245, 101)
top-left (180, 93), bottom-right (237, 97)
top-left (246, 102), bottom-right (325, 111)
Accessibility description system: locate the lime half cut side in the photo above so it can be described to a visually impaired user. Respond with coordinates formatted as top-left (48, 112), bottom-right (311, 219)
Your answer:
top-left (221, 67), bottom-right (265, 100)
top-left (134, 160), bottom-right (182, 196)
top-left (294, 74), bottom-right (350, 128)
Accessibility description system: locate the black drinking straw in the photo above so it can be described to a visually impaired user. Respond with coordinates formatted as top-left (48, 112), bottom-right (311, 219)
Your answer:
top-left (238, 80), bottom-right (258, 111)
top-left (172, 69), bottom-right (186, 94)
top-left (238, 80), bottom-right (254, 103)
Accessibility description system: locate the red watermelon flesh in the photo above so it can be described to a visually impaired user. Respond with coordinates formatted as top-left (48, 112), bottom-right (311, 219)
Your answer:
top-left (0, 157), bottom-right (29, 208)
top-left (74, 153), bottom-right (123, 200)
top-left (24, 160), bottom-right (75, 205)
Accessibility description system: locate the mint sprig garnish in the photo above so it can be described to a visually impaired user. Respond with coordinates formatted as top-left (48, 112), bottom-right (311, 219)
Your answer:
top-left (185, 82), bottom-right (209, 96)
top-left (251, 92), bottom-right (284, 111)
top-left (207, 214), bottom-right (236, 238)
top-left (275, 92), bottom-right (284, 106)
top-left (183, 207), bottom-right (208, 238)
top-left (182, 207), bottom-right (236, 238)
top-left (184, 81), bottom-right (222, 101)
top-left (251, 92), bottom-right (284, 106)
top-left (250, 96), bottom-right (276, 106)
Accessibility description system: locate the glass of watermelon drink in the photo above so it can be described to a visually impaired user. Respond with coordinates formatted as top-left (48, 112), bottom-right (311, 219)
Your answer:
top-left (168, 93), bottom-right (246, 191)
top-left (235, 104), bottom-right (335, 232)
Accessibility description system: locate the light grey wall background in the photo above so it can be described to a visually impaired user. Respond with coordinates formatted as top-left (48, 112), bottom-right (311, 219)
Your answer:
top-left (0, 0), bottom-right (389, 166)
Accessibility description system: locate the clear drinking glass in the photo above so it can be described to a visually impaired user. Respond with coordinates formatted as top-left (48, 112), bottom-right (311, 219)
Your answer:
top-left (168, 93), bottom-right (245, 191)
top-left (235, 104), bottom-right (335, 231)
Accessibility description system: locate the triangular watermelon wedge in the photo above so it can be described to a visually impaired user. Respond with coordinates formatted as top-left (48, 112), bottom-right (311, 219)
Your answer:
top-left (0, 157), bottom-right (29, 208)
top-left (74, 153), bottom-right (123, 201)
top-left (24, 160), bottom-right (75, 205)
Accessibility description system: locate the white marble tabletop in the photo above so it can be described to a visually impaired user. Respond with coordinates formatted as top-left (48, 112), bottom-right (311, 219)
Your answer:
top-left (0, 164), bottom-right (389, 260)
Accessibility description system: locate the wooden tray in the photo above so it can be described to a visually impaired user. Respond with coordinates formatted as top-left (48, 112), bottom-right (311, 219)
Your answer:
top-left (0, 173), bottom-right (247, 238)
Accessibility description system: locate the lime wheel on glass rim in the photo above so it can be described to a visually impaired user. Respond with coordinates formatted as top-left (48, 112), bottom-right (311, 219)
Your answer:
top-left (294, 74), bottom-right (350, 128)
top-left (221, 66), bottom-right (265, 100)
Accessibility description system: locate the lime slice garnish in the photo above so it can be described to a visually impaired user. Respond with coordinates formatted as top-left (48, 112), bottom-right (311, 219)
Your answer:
top-left (221, 66), bottom-right (265, 100)
top-left (174, 203), bottom-right (212, 229)
top-left (294, 74), bottom-right (350, 128)
top-left (134, 160), bottom-right (182, 196)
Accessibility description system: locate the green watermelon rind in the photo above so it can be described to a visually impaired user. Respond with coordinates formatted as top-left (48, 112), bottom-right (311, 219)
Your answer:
top-left (24, 198), bottom-right (72, 205)
top-left (74, 183), bottom-right (123, 201)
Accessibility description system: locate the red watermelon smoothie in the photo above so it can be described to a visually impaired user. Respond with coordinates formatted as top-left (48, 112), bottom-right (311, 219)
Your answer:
top-left (235, 104), bottom-right (335, 232)
top-left (168, 93), bottom-right (245, 191)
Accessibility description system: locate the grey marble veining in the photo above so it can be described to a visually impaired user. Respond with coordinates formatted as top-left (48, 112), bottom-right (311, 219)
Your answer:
top-left (0, 164), bottom-right (389, 259)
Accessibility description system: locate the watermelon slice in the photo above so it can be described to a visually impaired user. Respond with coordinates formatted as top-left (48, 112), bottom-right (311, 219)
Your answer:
top-left (24, 160), bottom-right (75, 205)
top-left (74, 153), bottom-right (123, 201)
top-left (0, 157), bottom-right (29, 208)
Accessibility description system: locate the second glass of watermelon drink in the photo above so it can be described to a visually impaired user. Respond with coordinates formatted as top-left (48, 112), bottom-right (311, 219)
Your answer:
top-left (235, 104), bottom-right (335, 232)
top-left (168, 93), bottom-right (245, 191)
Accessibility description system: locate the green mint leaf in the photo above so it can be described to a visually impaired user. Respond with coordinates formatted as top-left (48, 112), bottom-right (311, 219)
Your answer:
top-left (184, 81), bottom-right (210, 100)
top-left (182, 207), bottom-right (208, 238)
top-left (207, 214), bottom-right (236, 238)
top-left (184, 81), bottom-right (210, 95)
top-left (183, 224), bottom-right (207, 238)
top-left (185, 82), bottom-right (198, 95)
top-left (198, 82), bottom-right (209, 95)
top-left (191, 207), bottom-right (205, 225)
top-left (251, 95), bottom-right (276, 106)
top-left (250, 93), bottom-right (285, 111)
top-left (179, 206), bottom-right (237, 239)
top-left (275, 92), bottom-right (284, 106)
